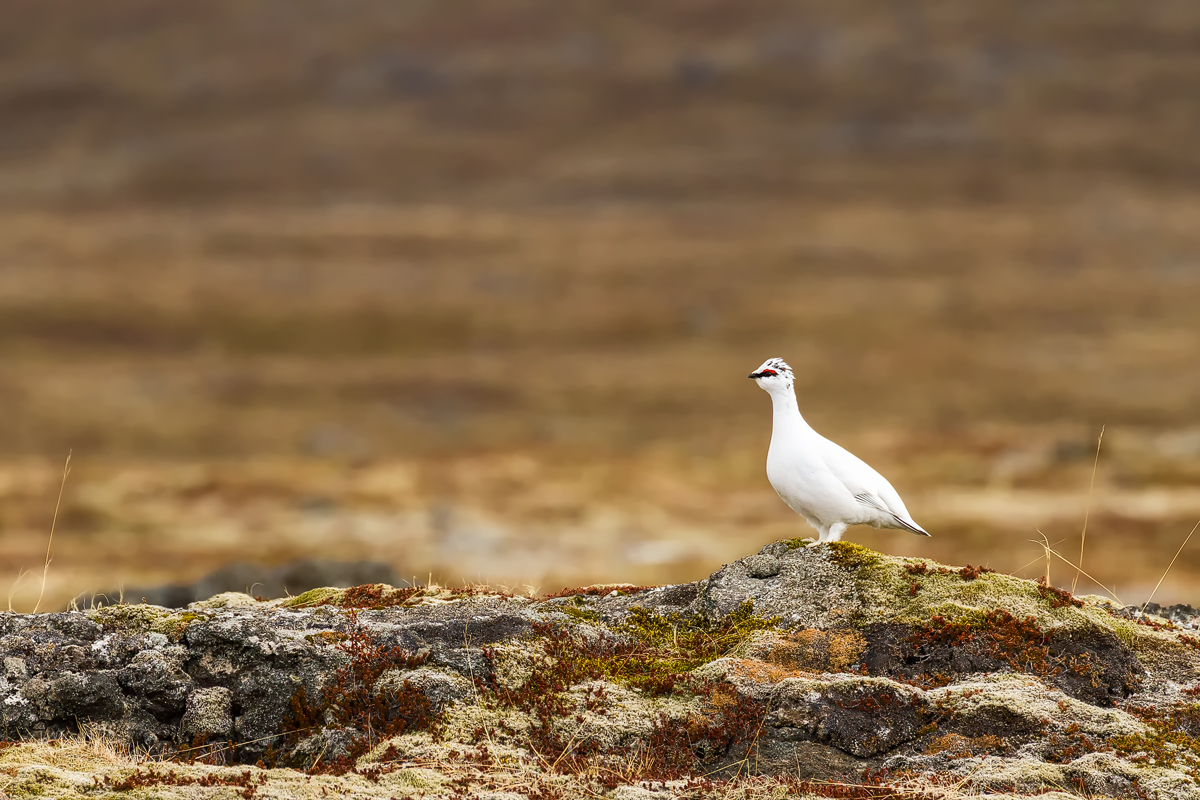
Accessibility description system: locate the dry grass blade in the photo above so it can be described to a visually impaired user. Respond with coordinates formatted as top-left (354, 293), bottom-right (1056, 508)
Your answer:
top-left (1072, 425), bottom-right (1104, 595)
top-left (1034, 530), bottom-right (1052, 585)
top-left (34, 451), bottom-right (72, 614)
top-left (1016, 536), bottom-right (1066, 576)
top-left (170, 726), bottom-right (318, 758)
top-left (1029, 537), bottom-right (1123, 606)
top-left (7, 568), bottom-right (29, 613)
top-left (1141, 518), bottom-right (1200, 614)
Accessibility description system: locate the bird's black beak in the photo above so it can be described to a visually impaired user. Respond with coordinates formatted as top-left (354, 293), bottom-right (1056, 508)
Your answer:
top-left (748, 372), bottom-right (762, 379)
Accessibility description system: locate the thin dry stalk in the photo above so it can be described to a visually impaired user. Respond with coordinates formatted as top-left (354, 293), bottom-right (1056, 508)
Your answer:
top-left (77, 722), bottom-right (144, 766)
top-left (170, 727), bottom-right (316, 759)
top-left (1028, 538), bottom-right (1123, 605)
top-left (34, 451), bottom-right (72, 614)
top-left (462, 619), bottom-right (502, 757)
top-left (544, 726), bottom-right (585, 773)
top-left (7, 567), bottom-right (30, 612)
top-left (1141, 518), bottom-right (1200, 613)
top-left (1034, 530), bottom-right (1052, 585)
top-left (1016, 539), bottom-right (1063, 576)
top-left (1072, 426), bottom-right (1105, 595)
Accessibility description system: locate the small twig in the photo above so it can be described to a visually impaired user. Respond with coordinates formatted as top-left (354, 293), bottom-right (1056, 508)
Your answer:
top-left (1029, 538), bottom-right (1123, 605)
top-left (547, 727), bottom-right (585, 773)
top-left (1141, 518), bottom-right (1200, 614)
top-left (1072, 426), bottom-right (1105, 594)
top-left (7, 568), bottom-right (30, 612)
top-left (1035, 530), bottom-right (1052, 586)
top-left (171, 727), bottom-right (310, 757)
top-left (1016, 533), bottom-right (1069, 576)
top-left (34, 451), bottom-right (72, 614)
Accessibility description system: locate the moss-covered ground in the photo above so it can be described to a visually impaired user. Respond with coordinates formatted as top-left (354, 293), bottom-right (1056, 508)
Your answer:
top-left (7, 542), bottom-right (1200, 798)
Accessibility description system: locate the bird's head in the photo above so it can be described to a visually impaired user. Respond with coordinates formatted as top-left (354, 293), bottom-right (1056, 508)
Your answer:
top-left (748, 357), bottom-right (793, 393)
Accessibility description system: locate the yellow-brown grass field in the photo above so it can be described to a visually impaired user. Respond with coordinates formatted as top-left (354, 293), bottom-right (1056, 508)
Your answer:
top-left (2, 1), bottom-right (1200, 609)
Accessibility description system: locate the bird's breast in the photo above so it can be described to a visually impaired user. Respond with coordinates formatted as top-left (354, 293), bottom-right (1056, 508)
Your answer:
top-left (766, 449), bottom-right (822, 499)
top-left (766, 444), bottom-right (859, 521)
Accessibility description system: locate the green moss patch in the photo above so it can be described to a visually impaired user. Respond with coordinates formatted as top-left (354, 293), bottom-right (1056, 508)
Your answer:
top-left (832, 549), bottom-right (1139, 644)
top-left (1099, 700), bottom-right (1200, 782)
top-left (491, 600), bottom-right (778, 700)
top-left (474, 601), bottom-right (779, 782)
top-left (555, 597), bottom-right (601, 622)
top-left (614, 601), bottom-right (780, 680)
top-left (824, 541), bottom-right (883, 570)
top-left (85, 605), bottom-right (208, 641)
top-left (282, 587), bottom-right (346, 608)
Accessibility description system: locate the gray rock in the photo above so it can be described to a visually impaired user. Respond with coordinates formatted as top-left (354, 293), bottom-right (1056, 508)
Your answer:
top-left (288, 726), bottom-right (362, 768)
top-left (742, 554), bottom-right (782, 579)
top-left (0, 543), bottom-right (1194, 795)
top-left (696, 542), bottom-right (866, 627)
top-left (378, 667), bottom-right (473, 709)
top-left (46, 671), bottom-right (126, 721)
top-left (767, 677), bottom-right (925, 757)
top-left (116, 649), bottom-right (192, 718)
top-left (181, 687), bottom-right (233, 740)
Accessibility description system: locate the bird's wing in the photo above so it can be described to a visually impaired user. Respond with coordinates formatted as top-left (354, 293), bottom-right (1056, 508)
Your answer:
top-left (813, 436), bottom-right (891, 496)
top-left (817, 437), bottom-right (930, 536)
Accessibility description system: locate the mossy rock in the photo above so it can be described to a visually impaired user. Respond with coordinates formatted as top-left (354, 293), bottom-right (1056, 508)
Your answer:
top-left (188, 591), bottom-right (264, 609)
top-left (6, 538), bottom-right (1200, 797)
top-left (84, 604), bottom-right (208, 641)
top-left (281, 587), bottom-right (346, 608)
top-left (698, 540), bottom-right (1181, 704)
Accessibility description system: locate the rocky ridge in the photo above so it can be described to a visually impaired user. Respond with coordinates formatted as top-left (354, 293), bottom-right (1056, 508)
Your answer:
top-left (1, 540), bottom-right (1200, 799)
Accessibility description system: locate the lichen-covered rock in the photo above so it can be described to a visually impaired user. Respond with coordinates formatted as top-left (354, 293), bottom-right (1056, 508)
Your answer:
top-left (766, 675), bottom-right (927, 757)
top-left (2, 542), bottom-right (1200, 799)
top-left (376, 666), bottom-right (473, 709)
top-left (180, 686), bottom-right (232, 739)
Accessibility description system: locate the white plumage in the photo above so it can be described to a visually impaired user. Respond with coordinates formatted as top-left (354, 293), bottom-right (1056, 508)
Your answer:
top-left (749, 357), bottom-right (929, 545)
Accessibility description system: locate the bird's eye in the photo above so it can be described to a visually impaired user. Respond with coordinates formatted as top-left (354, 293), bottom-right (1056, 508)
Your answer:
top-left (763, 369), bottom-right (776, 376)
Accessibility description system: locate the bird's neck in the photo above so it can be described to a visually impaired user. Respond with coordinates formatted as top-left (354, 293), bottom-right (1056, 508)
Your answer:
top-left (768, 386), bottom-right (814, 438)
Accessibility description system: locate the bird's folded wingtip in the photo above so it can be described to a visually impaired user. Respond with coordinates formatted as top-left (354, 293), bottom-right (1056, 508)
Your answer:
top-left (891, 514), bottom-right (930, 537)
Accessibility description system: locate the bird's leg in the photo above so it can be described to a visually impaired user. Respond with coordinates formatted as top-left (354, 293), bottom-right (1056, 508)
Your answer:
top-left (825, 522), bottom-right (847, 543)
top-left (807, 525), bottom-right (831, 547)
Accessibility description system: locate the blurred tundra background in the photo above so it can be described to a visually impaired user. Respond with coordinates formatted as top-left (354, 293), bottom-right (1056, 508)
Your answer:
top-left (3, 1), bottom-right (1200, 610)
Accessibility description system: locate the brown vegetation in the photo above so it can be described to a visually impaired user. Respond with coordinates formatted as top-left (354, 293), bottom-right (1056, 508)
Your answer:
top-left (2, 2), bottom-right (1200, 609)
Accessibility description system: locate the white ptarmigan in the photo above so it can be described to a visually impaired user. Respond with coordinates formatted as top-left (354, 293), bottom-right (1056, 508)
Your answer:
top-left (749, 357), bottom-right (929, 545)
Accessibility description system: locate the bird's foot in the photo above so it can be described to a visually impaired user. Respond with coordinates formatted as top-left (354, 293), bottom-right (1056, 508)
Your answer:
top-left (805, 539), bottom-right (826, 548)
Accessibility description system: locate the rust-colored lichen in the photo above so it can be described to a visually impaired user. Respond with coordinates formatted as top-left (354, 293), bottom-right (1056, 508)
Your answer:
top-left (724, 658), bottom-right (804, 684)
top-left (542, 584), bottom-right (656, 599)
top-left (924, 733), bottom-right (1007, 758)
top-left (903, 561), bottom-right (994, 581)
top-left (97, 768), bottom-right (267, 799)
top-left (903, 610), bottom-right (1107, 689)
top-left (1036, 578), bottom-right (1084, 609)
top-left (764, 629), bottom-right (867, 674)
top-left (640, 686), bottom-right (769, 780)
